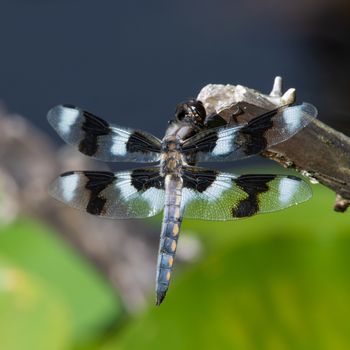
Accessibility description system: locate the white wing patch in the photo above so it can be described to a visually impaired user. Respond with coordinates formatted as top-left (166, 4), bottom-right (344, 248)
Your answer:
top-left (181, 173), bottom-right (233, 210)
top-left (115, 173), bottom-right (165, 214)
top-left (56, 106), bottom-right (79, 135)
top-left (142, 187), bottom-right (162, 204)
top-left (60, 173), bottom-right (79, 202)
top-left (282, 107), bottom-right (301, 134)
top-left (110, 131), bottom-right (128, 156)
top-left (142, 187), bottom-right (165, 214)
top-left (278, 177), bottom-right (300, 204)
top-left (116, 173), bottom-right (137, 200)
top-left (281, 102), bottom-right (318, 135)
top-left (212, 129), bottom-right (236, 156)
top-left (203, 174), bottom-right (232, 200)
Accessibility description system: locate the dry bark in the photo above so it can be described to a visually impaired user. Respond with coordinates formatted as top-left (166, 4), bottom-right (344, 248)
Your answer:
top-left (197, 77), bottom-right (350, 212)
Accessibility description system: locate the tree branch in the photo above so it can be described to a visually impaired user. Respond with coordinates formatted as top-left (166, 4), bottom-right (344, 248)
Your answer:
top-left (197, 77), bottom-right (350, 212)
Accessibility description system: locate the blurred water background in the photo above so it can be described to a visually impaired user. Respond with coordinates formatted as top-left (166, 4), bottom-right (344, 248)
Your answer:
top-left (0, 0), bottom-right (350, 349)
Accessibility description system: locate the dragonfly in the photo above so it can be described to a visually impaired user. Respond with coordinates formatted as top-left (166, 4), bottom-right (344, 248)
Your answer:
top-left (47, 99), bottom-right (317, 305)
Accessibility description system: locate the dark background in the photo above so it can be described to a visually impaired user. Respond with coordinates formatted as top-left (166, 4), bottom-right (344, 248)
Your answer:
top-left (1, 0), bottom-right (349, 140)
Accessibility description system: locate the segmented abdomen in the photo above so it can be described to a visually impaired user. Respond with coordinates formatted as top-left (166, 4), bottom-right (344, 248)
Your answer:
top-left (156, 174), bottom-right (183, 305)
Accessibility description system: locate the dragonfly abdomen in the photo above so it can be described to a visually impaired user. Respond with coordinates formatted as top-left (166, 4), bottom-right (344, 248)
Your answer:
top-left (156, 174), bottom-right (183, 306)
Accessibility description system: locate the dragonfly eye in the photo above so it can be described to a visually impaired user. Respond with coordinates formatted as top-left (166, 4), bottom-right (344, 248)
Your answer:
top-left (189, 99), bottom-right (206, 122)
top-left (174, 99), bottom-right (206, 125)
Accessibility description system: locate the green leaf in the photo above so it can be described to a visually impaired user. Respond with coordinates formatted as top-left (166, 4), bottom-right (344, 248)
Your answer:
top-left (0, 260), bottom-right (71, 350)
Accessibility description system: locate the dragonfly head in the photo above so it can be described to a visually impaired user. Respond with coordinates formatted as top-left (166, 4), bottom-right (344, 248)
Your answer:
top-left (174, 99), bottom-right (206, 127)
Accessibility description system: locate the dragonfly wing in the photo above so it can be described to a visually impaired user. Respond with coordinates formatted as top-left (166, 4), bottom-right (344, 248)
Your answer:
top-left (182, 103), bottom-right (317, 162)
top-left (181, 166), bottom-right (312, 220)
top-left (49, 167), bottom-right (165, 218)
top-left (48, 105), bottom-right (162, 162)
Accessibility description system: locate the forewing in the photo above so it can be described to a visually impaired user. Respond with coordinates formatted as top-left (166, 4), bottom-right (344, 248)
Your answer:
top-left (47, 105), bottom-right (162, 162)
top-left (49, 167), bottom-right (165, 218)
top-left (181, 167), bottom-right (312, 220)
top-left (182, 102), bottom-right (317, 162)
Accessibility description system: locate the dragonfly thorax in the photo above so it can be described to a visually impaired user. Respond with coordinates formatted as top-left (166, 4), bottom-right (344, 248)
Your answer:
top-left (160, 136), bottom-right (185, 177)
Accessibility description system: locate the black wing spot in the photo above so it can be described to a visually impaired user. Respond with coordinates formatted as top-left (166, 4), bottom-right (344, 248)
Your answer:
top-left (232, 174), bottom-right (276, 217)
top-left (84, 171), bottom-right (115, 215)
top-left (130, 168), bottom-right (164, 191)
top-left (126, 131), bottom-right (160, 154)
top-left (233, 198), bottom-right (259, 218)
top-left (240, 109), bottom-right (277, 155)
top-left (196, 131), bottom-right (219, 154)
top-left (182, 130), bottom-right (219, 155)
top-left (79, 111), bottom-right (111, 156)
top-left (183, 167), bottom-right (218, 193)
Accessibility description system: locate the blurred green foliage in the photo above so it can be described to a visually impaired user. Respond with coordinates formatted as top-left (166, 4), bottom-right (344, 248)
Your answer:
top-left (0, 259), bottom-right (71, 350)
top-left (0, 220), bottom-right (122, 349)
top-left (0, 185), bottom-right (350, 350)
